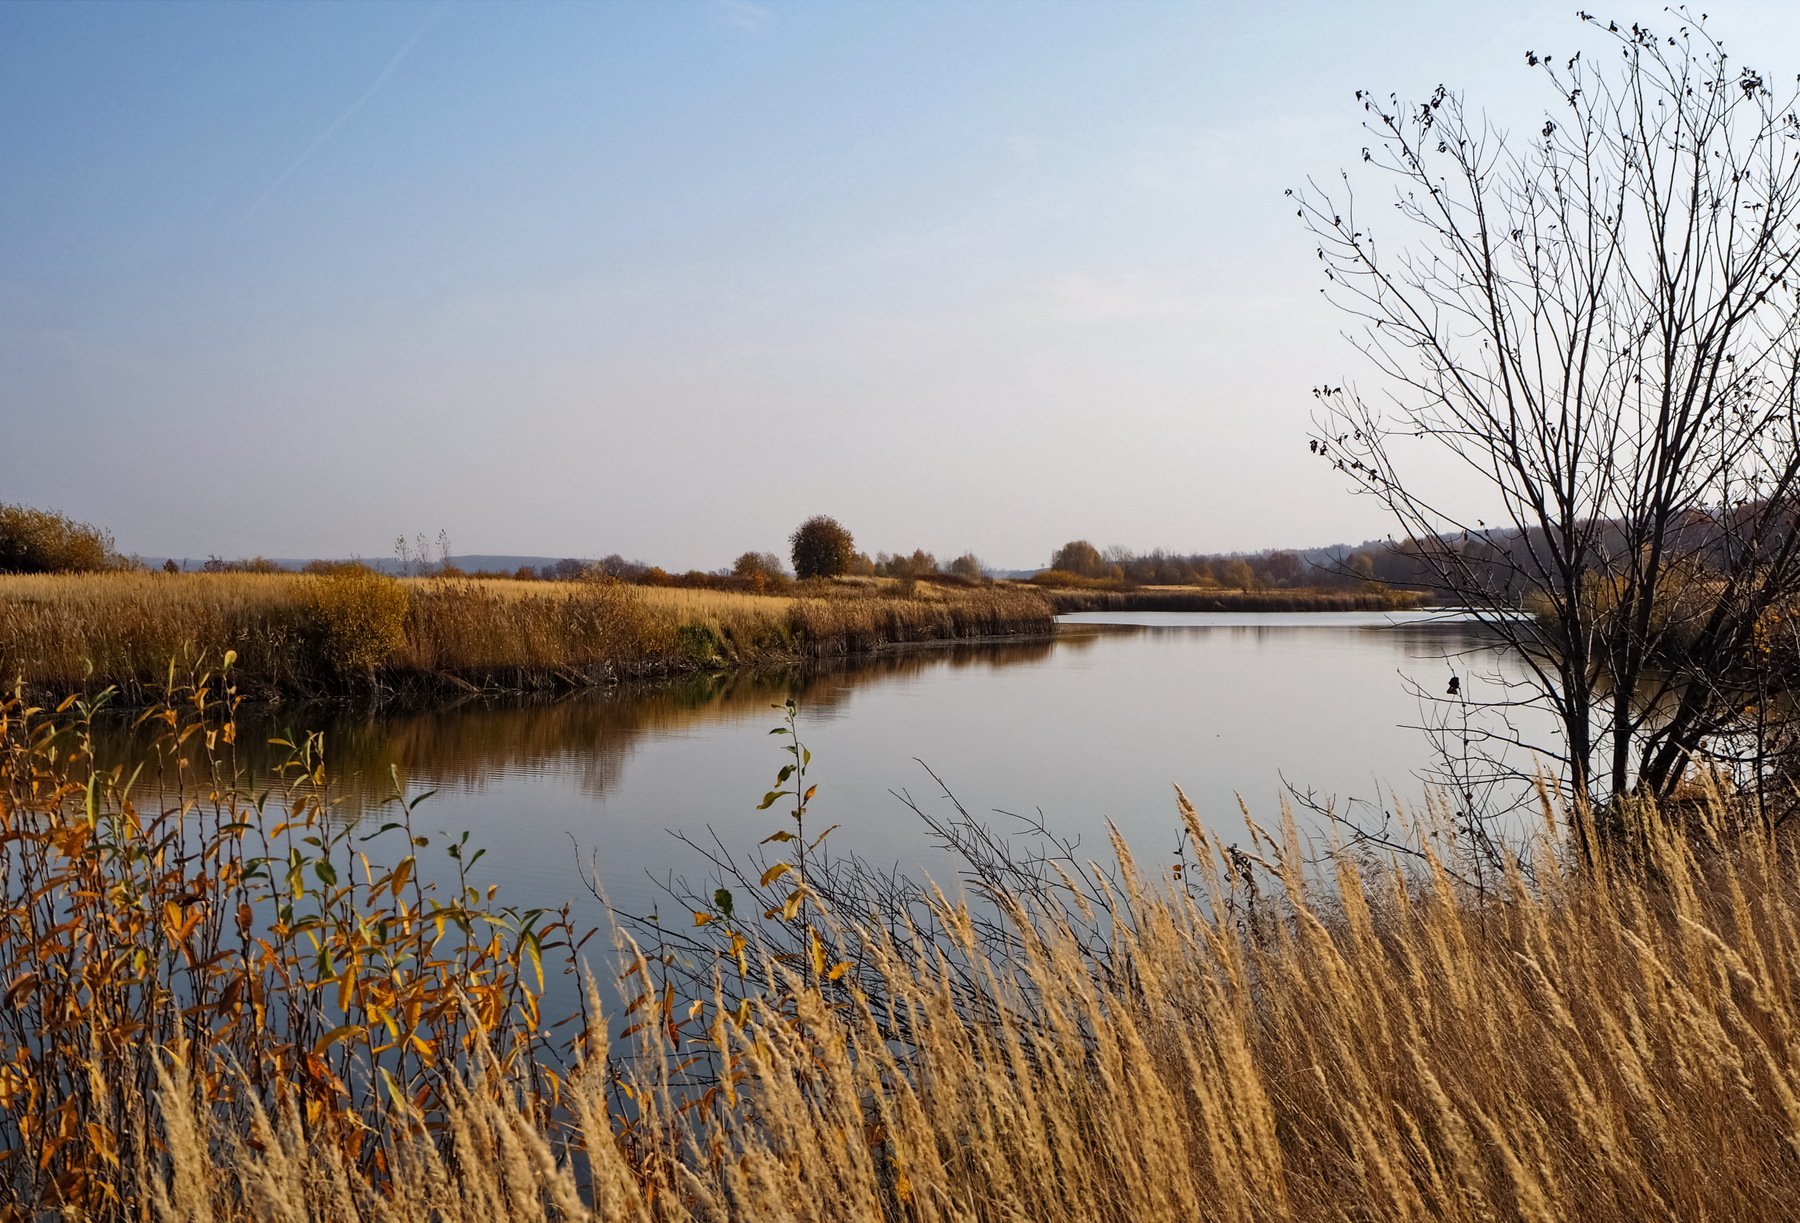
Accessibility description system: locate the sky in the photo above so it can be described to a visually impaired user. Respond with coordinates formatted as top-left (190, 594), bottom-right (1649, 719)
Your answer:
top-left (7, 0), bottom-right (1800, 570)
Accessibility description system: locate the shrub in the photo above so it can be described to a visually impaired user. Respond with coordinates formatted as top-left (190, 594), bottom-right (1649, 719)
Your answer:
top-left (0, 502), bottom-right (119, 573)
top-left (204, 555), bottom-right (288, 574)
top-left (0, 685), bottom-right (579, 1212)
top-left (298, 564), bottom-right (409, 677)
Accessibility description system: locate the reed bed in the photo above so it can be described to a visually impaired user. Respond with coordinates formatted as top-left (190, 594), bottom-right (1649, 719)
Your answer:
top-left (0, 572), bottom-right (1053, 701)
top-left (7, 677), bottom-right (1800, 1217)
top-left (1043, 584), bottom-right (1428, 613)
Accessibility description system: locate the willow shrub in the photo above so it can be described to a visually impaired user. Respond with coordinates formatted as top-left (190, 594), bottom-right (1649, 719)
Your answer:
top-left (298, 564), bottom-right (411, 678)
top-left (0, 667), bottom-right (584, 1214)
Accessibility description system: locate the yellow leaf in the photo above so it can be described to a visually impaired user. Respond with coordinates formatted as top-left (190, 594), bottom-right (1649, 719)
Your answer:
top-left (692, 911), bottom-right (715, 926)
top-left (759, 862), bottom-right (792, 888)
top-left (312, 1024), bottom-right (363, 1055)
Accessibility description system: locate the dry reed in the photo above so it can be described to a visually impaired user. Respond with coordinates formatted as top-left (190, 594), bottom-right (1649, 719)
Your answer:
top-left (0, 573), bottom-right (1053, 701)
top-left (8, 671), bottom-right (1800, 1217)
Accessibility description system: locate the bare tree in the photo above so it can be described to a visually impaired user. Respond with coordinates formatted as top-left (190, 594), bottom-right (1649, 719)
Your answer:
top-left (1301, 13), bottom-right (1800, 831)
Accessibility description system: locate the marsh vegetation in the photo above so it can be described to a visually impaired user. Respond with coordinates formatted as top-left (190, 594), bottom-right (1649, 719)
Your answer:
top-left (0, 570), bottom-right (1052, 702)
top-left (6, 676), bottom-right (1800, 1218)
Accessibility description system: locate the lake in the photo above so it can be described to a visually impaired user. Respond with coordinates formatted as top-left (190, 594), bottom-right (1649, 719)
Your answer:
top-left (102, 610), bottom-right (1549, 935)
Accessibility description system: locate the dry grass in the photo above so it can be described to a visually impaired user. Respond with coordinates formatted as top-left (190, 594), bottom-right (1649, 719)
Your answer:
top-left (1042, 583), bottom-right (1428, 613)
top-left (0, 573), bottom-right (1053, 700)
top-left (10, 672), bottom-right (1800, 1216)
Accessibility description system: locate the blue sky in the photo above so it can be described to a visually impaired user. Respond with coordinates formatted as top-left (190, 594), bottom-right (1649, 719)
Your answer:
top-left (7, 1), bottom-right (1800, 567)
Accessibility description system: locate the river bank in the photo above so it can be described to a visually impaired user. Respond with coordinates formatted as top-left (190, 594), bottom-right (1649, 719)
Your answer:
top-left (0, 571), bottom-right (1054, 703)
top-left (1038, 583), bottom-right (1427, 613)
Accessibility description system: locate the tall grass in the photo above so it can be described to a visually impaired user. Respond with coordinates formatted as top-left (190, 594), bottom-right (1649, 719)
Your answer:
top-left (1044, 584), bottom-right (1428, 613)
top-left (0, 573), bottom-right (1054, 701)
top-left (8, 675), bottom-right (1800, 1216)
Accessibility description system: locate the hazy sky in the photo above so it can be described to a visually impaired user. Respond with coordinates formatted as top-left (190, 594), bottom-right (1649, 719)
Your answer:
top-left (7, 1), bottom-right (1800, 569)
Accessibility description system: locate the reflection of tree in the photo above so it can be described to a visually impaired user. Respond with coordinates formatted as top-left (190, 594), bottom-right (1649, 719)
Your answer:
top-left (90, 639), bottom-right (1058, 813)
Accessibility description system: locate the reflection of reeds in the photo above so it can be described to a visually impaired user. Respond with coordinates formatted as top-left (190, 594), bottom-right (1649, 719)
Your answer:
top-left (20, 680), bottom-right (1800, 1216)
top-left (88, 637), bottom-right (1060, 807)
top-left (0, 572), bottom-right (1054, 701)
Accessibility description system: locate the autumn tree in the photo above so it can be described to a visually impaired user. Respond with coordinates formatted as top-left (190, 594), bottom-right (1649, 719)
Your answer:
top-left (1049, 540), bottom-right (1105, 578)
top-left (1263, 551), bottom-right (1302, 587)
top-left (1302, 13), bottom-right (1800, 824)
top-left (1217, 558), bottom-right (1255, 590)
top-left (947, 553), bottom-right (984, 579)
top-left (789, 515), bottom-right (855, 580)
top-left (732, 551), bottom-right (789, 580)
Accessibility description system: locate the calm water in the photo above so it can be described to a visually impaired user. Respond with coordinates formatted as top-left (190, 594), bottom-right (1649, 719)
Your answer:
top-left (109, 610), bottom-right (1544, 933)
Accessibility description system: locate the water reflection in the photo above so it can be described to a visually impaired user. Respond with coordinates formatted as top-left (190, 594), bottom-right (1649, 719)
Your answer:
top-left (95, 637), bottom-right (1060, 812)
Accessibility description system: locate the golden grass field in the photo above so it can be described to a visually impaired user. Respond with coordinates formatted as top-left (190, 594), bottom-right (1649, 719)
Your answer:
top-left (7, 673), bottom-right (1800, 1218)
top-left (0, 571), bottom-right (1053, 700)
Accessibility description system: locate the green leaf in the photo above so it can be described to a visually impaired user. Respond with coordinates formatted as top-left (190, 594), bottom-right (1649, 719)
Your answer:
top-left (756, 790), bottom-right (787, 810)
top-left (713, 888), bottom-right (734, 917)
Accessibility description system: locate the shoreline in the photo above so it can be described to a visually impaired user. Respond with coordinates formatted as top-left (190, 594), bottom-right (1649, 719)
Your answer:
top-left (0, 571), bottom-right (1056, 708)
top-left (1038, 584), bottom-right (1429, 614)
top-left (1, 572), bottom-right (1425, 712)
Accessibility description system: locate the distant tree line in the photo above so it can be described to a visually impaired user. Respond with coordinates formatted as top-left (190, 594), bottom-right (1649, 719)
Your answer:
top-left (1035, 538), bottom-right (1386, 591)
top-left (1, 499), bottom-right (1398, 599)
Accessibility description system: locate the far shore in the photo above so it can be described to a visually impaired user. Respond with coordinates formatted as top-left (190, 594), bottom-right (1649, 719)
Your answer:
top-left (0, 570), bottom-right (1424, 707)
